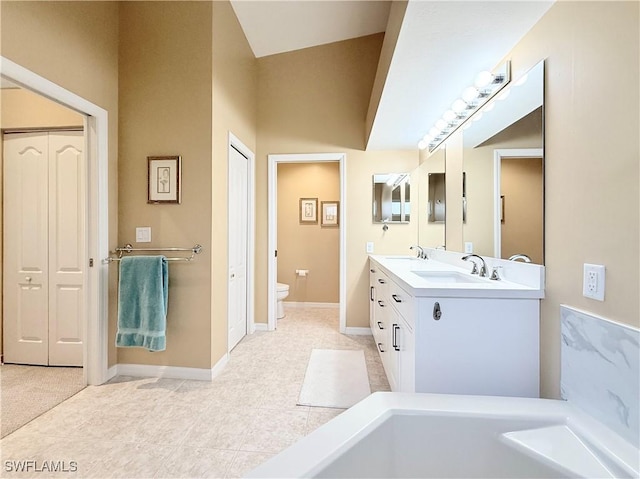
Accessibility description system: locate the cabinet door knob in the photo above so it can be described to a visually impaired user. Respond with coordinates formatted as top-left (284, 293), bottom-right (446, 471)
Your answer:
top-left (370, 269), bottom-right (376, 273)
top-left (392, 294), bottom-right (401, 303)
top-left (25, 276), bottom-right (32, 283)
top-left (378, 278), bottom-right (386, 284)
top-left (377, 300), bottom-right (385, 307)
top-left (377, 342), bottom-right (385, 353)
top-left (433, 302), bottom-right (442, 321)
top-left (377, 321), bottom-right (384, 330)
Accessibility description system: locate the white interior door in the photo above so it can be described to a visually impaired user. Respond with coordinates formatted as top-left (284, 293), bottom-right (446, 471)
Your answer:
top-left (3, 131), bottom-right (84, 366)
top-left (228, 145), bottom-right (248, 351)
top-left (48, 132), bottom-right (85, 366)
top-left (3, 133), bottom-right (49, 365)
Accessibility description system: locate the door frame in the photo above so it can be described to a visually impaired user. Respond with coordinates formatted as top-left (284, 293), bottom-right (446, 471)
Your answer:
top-left (267, 153), bottom-right (346, 333)
top-left (1, 57), bottom-right (109, 385)
top-left (493, 148), bottom-right (543, 259)
top-left (227, 132), bottom-right (255, 348)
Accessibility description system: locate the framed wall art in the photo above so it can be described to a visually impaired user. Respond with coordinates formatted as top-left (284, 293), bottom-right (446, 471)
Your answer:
top-left (148, 155), bottom-right (181, 204)
top-left (299, 198), bottom-right (318, 224)
top-left (321, 201), bottom-right (339, 227)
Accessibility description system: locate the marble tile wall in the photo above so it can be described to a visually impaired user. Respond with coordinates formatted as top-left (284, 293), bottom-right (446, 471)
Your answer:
top-left (561, 305), bottom-right (639, 447)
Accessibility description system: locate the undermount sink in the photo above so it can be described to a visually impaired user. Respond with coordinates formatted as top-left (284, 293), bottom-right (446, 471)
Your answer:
top-left (411, 270), bottom-right (488, 284)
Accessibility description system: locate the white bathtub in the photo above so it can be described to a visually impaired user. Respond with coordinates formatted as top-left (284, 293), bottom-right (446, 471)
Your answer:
top-left (246, 392), bottom-right (639, 478)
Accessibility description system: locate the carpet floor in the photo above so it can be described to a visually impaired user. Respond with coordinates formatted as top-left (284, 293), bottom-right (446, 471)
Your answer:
top-left (1, 364), bottom-right (85, 438)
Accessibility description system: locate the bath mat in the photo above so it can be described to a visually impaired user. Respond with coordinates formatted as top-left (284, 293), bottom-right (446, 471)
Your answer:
top-left (298, 349), bottom-right (371, 408)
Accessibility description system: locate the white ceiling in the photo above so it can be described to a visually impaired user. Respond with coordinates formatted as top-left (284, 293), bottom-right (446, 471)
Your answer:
top-left (232, 1), bottom-right (556, 150)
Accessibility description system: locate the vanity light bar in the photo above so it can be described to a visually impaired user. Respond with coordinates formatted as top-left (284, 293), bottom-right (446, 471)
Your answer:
top-left (418, 61), bottom-right (511, 153)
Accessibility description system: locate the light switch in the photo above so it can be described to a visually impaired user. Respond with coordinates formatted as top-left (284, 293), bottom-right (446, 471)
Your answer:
top-left (464, 242), bottom-right (473, 253)
top-left (366, 242), bottom-right (374, 253)
top-left (136, 227), bottom-right (151, 243)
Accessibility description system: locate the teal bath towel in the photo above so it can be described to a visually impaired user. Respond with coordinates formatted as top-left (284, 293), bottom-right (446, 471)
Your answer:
top-left (116, 256), bottom-right (169, 352)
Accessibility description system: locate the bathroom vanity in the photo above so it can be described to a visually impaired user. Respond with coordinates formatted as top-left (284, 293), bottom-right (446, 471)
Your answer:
top-left (370, 252), bottom-right (544, 398)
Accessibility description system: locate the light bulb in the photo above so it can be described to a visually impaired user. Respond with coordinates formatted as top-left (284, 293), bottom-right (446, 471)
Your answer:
top-left (474, 71), bottom-right (493, 89)
top-left (435, 119), bottom-right (447, 131)
top-left (514, 73), bottom-right (528, 86)
top-left (443, 110), bottom-right (456, 122)
top-left (462, 87), bottom-right (479, 103)
top-left (451, 99), bottom-right (467, 113)
top-left (472, 112), bottom-right (483, 122)
top-left (482, 101), bottom-right (495, 112)
top-left (422, 134), bottom-right (433, 143)
top-left (429, 127), bottom-right (440, 138)
top-left (418, 140), bottom-right (427, 150)
top-left (497, 88), bottom-right (511, 101)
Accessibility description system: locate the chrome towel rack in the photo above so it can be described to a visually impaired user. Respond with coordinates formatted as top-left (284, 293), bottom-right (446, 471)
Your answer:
top-left (104, 244), bottom-right (203, 263)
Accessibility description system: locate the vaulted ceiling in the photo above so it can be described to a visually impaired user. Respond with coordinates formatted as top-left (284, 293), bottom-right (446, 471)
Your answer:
top-left (231, 0), bottom-right (554, 150)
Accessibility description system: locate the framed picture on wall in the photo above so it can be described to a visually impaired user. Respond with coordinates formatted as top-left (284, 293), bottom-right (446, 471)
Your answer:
top-left (148, 156), bottom-right (181, 204)
top-left (321, 201), bottom-right (339, 227)
top-left (299, 198), bottom-right (318, 224)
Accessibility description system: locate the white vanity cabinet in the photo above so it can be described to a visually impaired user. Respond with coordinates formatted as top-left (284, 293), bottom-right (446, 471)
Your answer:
top-left (369, 257), bottom-right (540, 398)
top-left (370, 265), bottom-right (416, 392)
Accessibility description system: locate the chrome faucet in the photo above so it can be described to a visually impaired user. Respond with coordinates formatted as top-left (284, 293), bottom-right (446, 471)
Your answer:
top-left (462, 254), bottom-right (488, 277)
top-left (508, 254), bottom-right (532, 263)
top-left (410, 245), bottom-right (427, 260)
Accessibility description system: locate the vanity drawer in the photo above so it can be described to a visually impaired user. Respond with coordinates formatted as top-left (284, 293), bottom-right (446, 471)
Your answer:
top-left (388, 281), bottom-right (414, 329)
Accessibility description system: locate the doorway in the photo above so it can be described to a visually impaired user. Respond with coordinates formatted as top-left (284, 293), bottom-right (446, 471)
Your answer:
top-left (267, 153), bottom-right (346, 332)
top-left (3, 130), bottom-right (85, 366)
top-left (493, 148), bottom-right (544, 262)
top-left (1, 56), bottom-right (110, 386)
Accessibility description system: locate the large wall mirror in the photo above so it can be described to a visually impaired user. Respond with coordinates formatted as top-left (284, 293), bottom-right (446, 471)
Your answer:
top-left (459, 60), bottom-right (544, 264)
top-left (372, 173), bottom-right (411, 223)
top-left (417, 148), bottom-right (446, 248)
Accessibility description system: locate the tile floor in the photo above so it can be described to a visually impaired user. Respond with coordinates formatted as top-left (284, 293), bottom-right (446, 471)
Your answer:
top-left (0, 307), bottom-right (389, 478)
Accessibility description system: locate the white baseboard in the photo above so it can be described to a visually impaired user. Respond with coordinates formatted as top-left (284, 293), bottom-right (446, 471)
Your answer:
top-left (253, 323), bottom-right (269, 331)
top-left (284, 301), bottom-right (339, 309)
top-left (106, 365), bottom-right (118, 382)
top-left (114, 354), bottom-right (229, 381)
top-left (344, 327), bottom-right (372, 336)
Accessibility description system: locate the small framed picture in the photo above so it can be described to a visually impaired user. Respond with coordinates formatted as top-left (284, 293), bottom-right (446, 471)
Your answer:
top-left (299, 198), bottom-right (318, 224)
top-left (148, 156), bottom-right (181, 204)
top-left (321, 201), bottom-right (339, 227)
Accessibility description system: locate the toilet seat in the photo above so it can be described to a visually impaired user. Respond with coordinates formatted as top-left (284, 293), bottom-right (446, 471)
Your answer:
top-left (277, 282), bottom-right (289, 293)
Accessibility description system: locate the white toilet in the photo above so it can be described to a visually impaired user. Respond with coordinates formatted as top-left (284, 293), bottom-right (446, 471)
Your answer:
top-left (276, 282), bottom-right (290, 319)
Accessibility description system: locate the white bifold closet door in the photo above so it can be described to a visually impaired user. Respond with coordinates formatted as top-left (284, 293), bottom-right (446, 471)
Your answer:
top-left (3, 131), bottom-right (85, 366)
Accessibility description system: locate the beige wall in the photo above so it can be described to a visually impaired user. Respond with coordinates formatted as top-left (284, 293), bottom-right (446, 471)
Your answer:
top-left (445, 2), bottom-right (639, 398)
top-left (1, 89), bottom-right (84, 128)
top-left (1, 0), bottom-right (120, 366)
top-left (211, 0), bottom-right (258, 362)
top-left (118, 2), bottom-right (213, 369)
top-left (277, 162), bottom-right (340, 303)
top-left (256, 34), bottom-right (419, 329)
top-left (505, 1), bottom-right (639, 398)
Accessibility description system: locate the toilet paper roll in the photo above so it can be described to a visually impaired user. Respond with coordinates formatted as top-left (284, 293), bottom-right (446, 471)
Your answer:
top-left (296, 269), bottom-right (309, 277)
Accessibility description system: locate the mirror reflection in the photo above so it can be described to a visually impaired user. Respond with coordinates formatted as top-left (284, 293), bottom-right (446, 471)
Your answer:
top-left (461, 61), bottom-right (544, 264)
top-left (417, 148), bottom-right (446, 247)
top-left (372, 173), bottom-right (411, 223)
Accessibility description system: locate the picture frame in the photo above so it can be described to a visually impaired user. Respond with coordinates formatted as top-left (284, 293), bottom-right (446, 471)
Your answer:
top-left (148, 156), bottom-right (181, 204)
top-left (299, 198), bottom-right (318, 224)
top-left (321, 201), bottom-right (339, 227)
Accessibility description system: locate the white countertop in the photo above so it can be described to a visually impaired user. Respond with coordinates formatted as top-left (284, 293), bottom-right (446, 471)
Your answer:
top-left (370, 254), bottom-right (544, 299)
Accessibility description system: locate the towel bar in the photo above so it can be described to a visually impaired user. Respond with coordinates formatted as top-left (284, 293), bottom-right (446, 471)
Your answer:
top-left (104, 244), bottom-right (202, 263)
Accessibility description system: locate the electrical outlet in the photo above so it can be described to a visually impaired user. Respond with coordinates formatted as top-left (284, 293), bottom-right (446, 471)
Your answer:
top-left (366, 242), bottom-right (374, 254)
top-left (464, 242), bottom-right (473, 254)
top-left (583, 264), bottom-right (605, 301)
